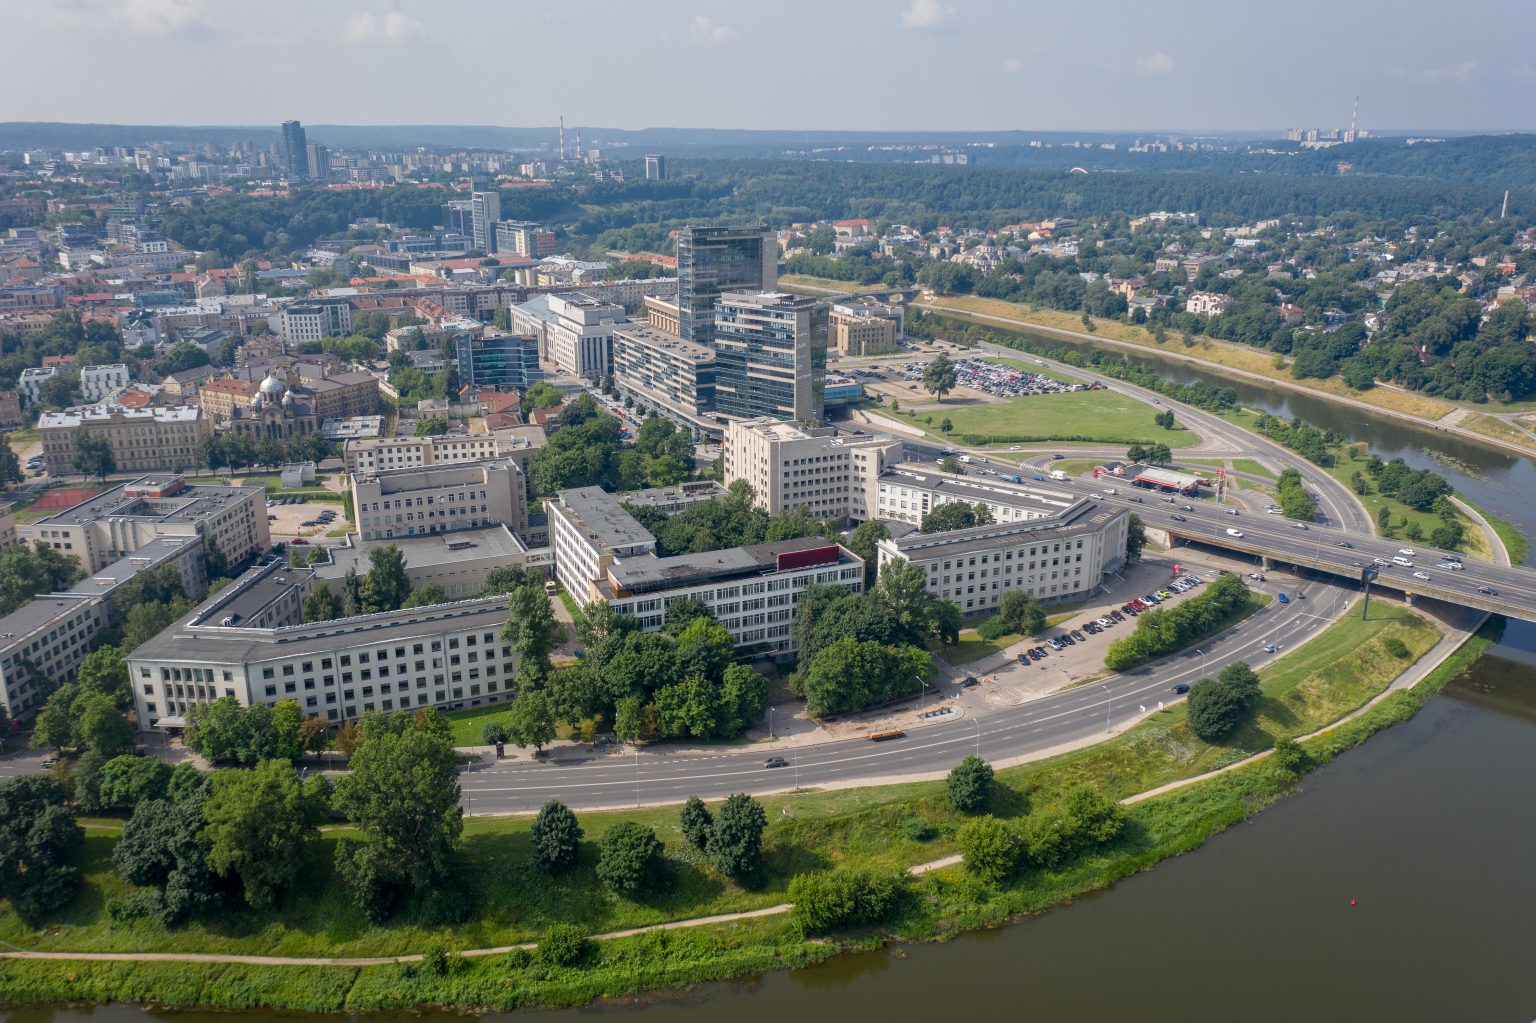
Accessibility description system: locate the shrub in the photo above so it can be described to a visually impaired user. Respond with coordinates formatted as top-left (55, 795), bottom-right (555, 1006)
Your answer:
top-left (956, 815), bottom-right (1022, 884)
top-left (679, 796), bottom-right (713, 851)
top-left (504, 947), bottom-right (532, 970)
top-left (1186, 661), bottom-right (1262, 742)
top-left (945, 755), bottom-right (994, 813)
top-left (422, 944), bottom-right (450, 977)
top-left (974, 615), bottom-right (1010, 641)
top-left (530, 800), bottom-right (583, 873)
top-left (899, 816), bottom-right (935, 842)
top-left (789, 868), bottom-right (906, 933)
top-left (705, 793), bottom-right (767, 880)
top-left (480, 720), bottom-right (510, 745)
top-left (1271, 737), bottom-right (1308, 774)
top-left (537, 923), bottom-right (592, 967)
top-left (1382, 637), bottom-right (1410, 659)
top-left (596, 821), bottom-right (663, 896)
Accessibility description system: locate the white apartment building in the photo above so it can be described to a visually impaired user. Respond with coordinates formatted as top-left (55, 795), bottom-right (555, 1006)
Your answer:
top-left (279, 300), bottom-right (353, 342)
top-left (342, 431), bottom-right (544, 474)
top-left (80, 363), bottom-right (130, 401)
top-left (1185, 291), bottom-right (1231, 317)
top-left (723, 418), bottom-right (903, 521)
top-left (128, 561), bottom-right (522, 728)
top-left (350, 459), bottom-right (529, 542)
top-left (548, 485), bottom-right (863, 657)
top-left (18, 365), bottom-right (57, 405)
top-left (545, 293), bottom-right (626, 380)
top-left (876, 464), bottom-right (1083, 527)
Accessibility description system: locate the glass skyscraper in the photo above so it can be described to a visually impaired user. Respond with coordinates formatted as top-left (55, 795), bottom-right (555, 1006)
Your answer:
top-left (676, 225), bottom-right (776, 346)
top-left (279, 120), bottom-right (308, 180)
top-left (712, 291), bottom-right (826, 425)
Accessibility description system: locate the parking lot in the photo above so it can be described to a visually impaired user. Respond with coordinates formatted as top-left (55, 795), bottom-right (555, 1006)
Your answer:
top-left (266, 495), bottom-right (341, 540)
top-left (891, 355), bottom-right (1105, 400)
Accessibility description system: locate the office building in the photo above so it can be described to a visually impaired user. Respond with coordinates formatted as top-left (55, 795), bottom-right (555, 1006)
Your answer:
top-left (494, 220), bottom-right (557, 259)
top-left (830, 300), bottom-right (903, 356)
top-left (280, 120), bottom-right (308, 179)
top-left (722, 418), bottom-right (902, 521)
top-left (128, 560), bottom-right (524, 728)
top-left (470, 190), bottom-right (501, 253)
top-left (350, 459), bottom-right (529, 542)
top-left (80, 363), bottom-right (130, 402)
top-left (453, 332), bottom-right (543, 391)
top-left (38, 406), bottom-right (211, 476)
top-left (305, 143), bottom-right (330, 182)
top-left (18, 473), bottom-right (271, 574)
top-left (676, 225), bottom-right (776, 345)
top-left (280, 299), bottom-right (353, 341)
top-left (548, 486), bottom-right (862, 657)
top-left (644, 154), bottom-right (666, 181)
top-left (318, 523), bottom-right (546, 601)
top-left (610, 322), bottom-right (718, 437)
top-left (441, 199), bottom-right (474, 237)
top-left (713, 291), bottom-right (826, 424)
top-left (342, 428), bottom-right (545, 474)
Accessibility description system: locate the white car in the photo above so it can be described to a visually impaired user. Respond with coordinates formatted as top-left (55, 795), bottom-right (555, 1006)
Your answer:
top-left (1226, 528), bottom-right (1245, 537)
top-left (1399, 548), bottom-right (1416, 556)
top-left (1412, 571), bottom-right (1431, 581)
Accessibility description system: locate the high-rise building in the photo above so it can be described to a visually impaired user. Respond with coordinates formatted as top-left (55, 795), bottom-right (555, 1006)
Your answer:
top-left (493, 220), bottom-right (556, 258)
top-left (305, 143), bottom-right (330, 182)
top-left (470, 190), bottom-right (501, 253)
top-left (676, 225), bottom-right (776, 345)
top-left (280, 120), bottom-right (308, 180)
top-left (712, 291), bottom-right (825, 424)
top-left (453, 332), bottom-right (543, 391)
top-left (441, 199), bottom-right (474, 236)
top-left (644, 154), bottom-right (666, 181)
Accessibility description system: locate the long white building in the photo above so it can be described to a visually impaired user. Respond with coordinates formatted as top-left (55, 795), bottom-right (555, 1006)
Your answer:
top-left (723, 418), bottom-right (902, 522)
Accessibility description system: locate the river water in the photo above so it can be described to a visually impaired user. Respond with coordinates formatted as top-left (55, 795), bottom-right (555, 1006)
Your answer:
top-left (23, 341), bottom-right (1536, 1023)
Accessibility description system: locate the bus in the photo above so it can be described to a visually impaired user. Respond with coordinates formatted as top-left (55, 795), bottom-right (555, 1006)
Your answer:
top-left (866, 729), bottom-right (907, 742)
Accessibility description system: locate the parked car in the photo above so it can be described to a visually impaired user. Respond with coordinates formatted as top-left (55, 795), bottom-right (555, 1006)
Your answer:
top-left (961, 675), bottom-right (980, 688)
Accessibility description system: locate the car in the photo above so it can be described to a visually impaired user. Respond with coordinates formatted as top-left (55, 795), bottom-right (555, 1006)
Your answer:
top-left (1399, 548), bottom-right (1416, 556)
top-left (1351, 561), bottom-right (1364, 568)
top-left (1248, 572), bottom-right (1263, 580)
top-left (1071, 630), bottom-right (1086, 641)
top-left (1226, 508), bottom-right (1240, 516)
top-left (1266, 507), bottom-right (1283, 515)
top-left (961, 675), bottom-right (980, 688)
top-left (267, 515), bottom-right (277, 521)
top-left (41, 756), bottom-right (59, 768)
top-left (1170, 513), bottom-right (1186, 522)
top-left (1051, 453), bottom-right (1064, 460)
top-left (1336, 541), bottom-right (1353, 549)
top-left (1479, 586), bottom-right (1499, 596)
top-left (1009, 445), bottom-right (1021, 451)
top-left (1033, 475), bottom-right (1046, 481)
top-left (1156, 589), bottom-right (1172, 599)
top-left (1292, 522), bottom-right (1309, 530)
top-left (1276, 593), bottom-right (1290, 604)
top-left (1162, 496), bottom-right (1176, 504)
top-left (1180, 504), bottom-right (1194, 511)
top-left (1438, 562), bottom-right (1464, 571)
top-left (1263, 643), bottom-right (1280, 653)
top-left (1129, 495), bottom-right (1144, 503)
top-left (1442, 552), bottom-right (1462, 564)
top-left (1111, 610), bottom-right (1125, 622)
top-left (1226, 528), bottom-right (1244, 537)
top-left (1171, 683), bottom-right (1190, 695)
top-left (1413, 571), bottom-right (1432, 581)
top-left (763, 756), bottom-right (788, 769)
top-left (291, 538), bottom-right (309, 545)
top-left (1019, 652), bottom-right (1031, 663)
top-left (1373, 557), bottom-right (1390, 566)
top-left (1103, 488), bottom-right (1118, 496)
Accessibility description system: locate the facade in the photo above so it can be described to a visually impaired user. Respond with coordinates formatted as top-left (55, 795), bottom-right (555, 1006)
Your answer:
top-left (830, 301), bottom-right (902, 356)
top-left (548, 486), bottom-right (862, 657)
top-left (876, 500), bottom-right (1129, 615)
top-left (713, 291), bottom-right (826, 424)
top-left (342, 429), bottom-right (545, 473)
top-left (453, 332), bottom-right (544, 391)
top-left (494, 220), bottom-right (557, 259)
top-left (18, 365), bottom-right (57, 405)
top-left (0, 391), bottom-right (19, 428)
top-left (38, 406), bottom-right (211, 476)
top-left (280, 120), bottom-right (308, 179)
top-left (644, 154), bottom-right (666, 181)
top-left (471, 191), bottom-right (501, 253)
top-left (676, 225), bottom-right (776, 345)
top-left (80, 363), bottom-right (130, 401)
top-left (544, 293), bottom-right (626, 379)
top-left (280, 299), bottom-right (353, 342)
top-left (722, 418), bottom-right (902, 521)
top-left (643, 295), bottom-right (681, 333)
top-left (0, 595), bottom-right (107, 721)
top-left (1185, 291), bottom-right (1230, 317)
top-left (18, 473), bottom-right (270, 573)
top-left (876, 464), bottom-right (1084, 527)
top-left (610, 322), bottom-right (718, 437)
top-left (350, 459), bottom-right (529, 542)
top-left (128, 560), bottom-right (522, 728)
top-left (305, 143), bottom-right (330, 182)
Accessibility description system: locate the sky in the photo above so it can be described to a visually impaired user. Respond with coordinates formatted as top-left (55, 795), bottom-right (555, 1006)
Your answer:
top-left (9, 0), bottom-right (1535, 132)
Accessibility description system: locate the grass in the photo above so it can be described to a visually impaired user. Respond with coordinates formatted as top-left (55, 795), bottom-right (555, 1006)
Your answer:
top-left (0, 600), bottom-right (1470, 1014)
top-left (1461, 412), bottom-right (1536, 454)
top-left (438, 701), bottom-right (519, 747)
top-left (1463, 501), bottom-right (1528, 564)
top-left (890, 387), bottom-right (1201, 448)
top-left (946, 631), bottom-right (1020, 665)
top-left (1326, 443), bottom-right (1491, 559)
top-left (778, 273), bottom-right (892, 295)
top-left (1182, 457), bottom-right (1276, 481)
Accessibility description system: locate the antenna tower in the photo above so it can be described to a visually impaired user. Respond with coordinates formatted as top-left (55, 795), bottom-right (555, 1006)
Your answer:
top-left (559, 116), bottom-right (566, 161)
top-left (1350, 96), bottom-right (1359, 137)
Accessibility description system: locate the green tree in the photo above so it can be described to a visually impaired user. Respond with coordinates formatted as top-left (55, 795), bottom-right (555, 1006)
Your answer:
top-left (957, 814), bottom-right (1022, 884)
top-left (483, 564), bottom-right (545, 596)
top-left (303, 584), bottom-right (343, 623)
top-left (923, 354), bottom-right (957, 402)
top-left (672, 616), bottom-right (734, 683)
top-left (97, 754), bottom-right (171, 809)
top-left (0, 776), bottom-right (84, 922)
top-left (946, 755), bottom-right (995, 813)
top-left (875, 557), bottom-right (938, 637)
top-left (661, 594), bottom-right (713, 637)
top-left (72, 432), bottom-right (116, 480)
top-left (401, 582), bottom-right (447, 609)
top-left (505, 689), bottom-right (556, 753)
top-left (1125, 513), bottom-right (1147, 562)
top-left (201, 535), bottom-right (229, 582)
top-left (413, 417), bottom-right (448, 437)
top-left (523, 380), bottom-right (564, 409)
top-left (502, 585), bottom-right (556, 684)
top-left (789, 868), bottom-right (905, 933)
top-left (705, 792), bottom-right (767, 880)
top-left (77, 646), bottom-right (131, 709)
top-left (530, 799), bottom-right (583, 873)
top-left (1271, 736), bottom-right (1308, 773)
top-left (0, 542), bottom-right (85, 616)
top-left (536, 923), bottom-right (591, 967)
top-left (847, 519), bottom-right (891, 588)
top-left (360, 544), bottom-right (411, 614)
top-left (331, 709), bottom-right (463, 921)
top-left (0, 440), bottom-right (21, 485)
top-left (111, 794), bottom-right (218, 924)
top-left (77, 692), bottom-right (134, 758)
top-left (1186, 661), bottom-right (1262, 742)
top-left (919, 501), bottom-right (993, 534)
top-left (680, 796), bottom-right (713, 850)
top-left (997, 591), bottom-right (1045, 637)
top-left (596, 820), bottom-right (663, 896)
top-left (203, 759), bottom-right (327, 909)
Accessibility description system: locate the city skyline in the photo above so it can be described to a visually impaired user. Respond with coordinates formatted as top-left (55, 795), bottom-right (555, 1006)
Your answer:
top-left (8, 0), bottom-right (1534, 132)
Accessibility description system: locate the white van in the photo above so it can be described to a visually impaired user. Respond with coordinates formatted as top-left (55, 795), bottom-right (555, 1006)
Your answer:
top-left (1226, 528), bottom-right (1244, 538)
top-left (1392, 556), bottom-right (1414, 567)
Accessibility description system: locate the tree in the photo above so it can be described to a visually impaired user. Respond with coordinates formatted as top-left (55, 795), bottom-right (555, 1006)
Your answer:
top-left (203, 759), bottom-right (328, 909)
top-left (919, 501), bottom-right (993, 534)
top-left (661, 594), bottom-right (713, 637)
top-left (939, 417), bottom-right (953, 434)
top-left (523, 380), bottom-right (564, 410)
top-left (0, 441), bottom-right (20, 485)
top-left (847, 519), bottom-right (891, 588)
top-left (303, 584), bottom-right (343, 623)
top-left (946, 755), bottom-right (995, 813)
top-left (505, 689), bottom-right (556, 752)
top-left (97, 754), bottom-right (171, 809)
top-left (77, 646), bottom-right (131, 709)
top-left (122, 596), bottom-right (191, 653)
top-left (957, 814), bottom-right (1022, 884)
top-left (156, 341), bottom-right (211, 376)
top-left (596, 820), bottom-right (663, 896)
top-left (331, 709), bottom-right (463, 921)
top-left (201, 535), bottom-right (229, 582)
top-left (789, 868), bottom-right (905, 933)
top-left (680, 796), bottom-right (713, 850)
top-left (0, 776), bottom-right (84, 922)
top-left (1271, 736), bottom-right (1307, 773)
top-left (672, 616), bottom-right (734, 683)
top-left (923, 354), bottom-right (957, 402)
top-left (705, 792), bottom-right (767, 880)
top-left (299, 716), bottom-right (330, 754)
top-left (530, 799), bottom-right (583, 873)
top-left (1125, 513), bottom-right (1147, 562)
top-left (502, 584), bottom-right (556, 683)
top-left (997, 591), bottom-right (1045, 637)
top-left (111, 794), bottom-right (218, 925)
top-left (939, 456), bottom-right (964, 474)
top-left (401, 582), bottom-right (447, 609)
top-left (413, 417), bottom-right (448, 437)
top-left (72, 432), bottom-right (116, 480)
top-left (1186, 661), bottom-right (1262, 742)
top-left (483, 564), bottom-right (545, 597)
top-left (77, 691), bottom-right (134, 758)
top-left (0, 542), bottom-right (83, 616)
top-left (875, 557), bottom-right (939, 638)
top-left (360, 544), bottom-right (411, 614)
top-left (480, 719), bottom-right (510, 746)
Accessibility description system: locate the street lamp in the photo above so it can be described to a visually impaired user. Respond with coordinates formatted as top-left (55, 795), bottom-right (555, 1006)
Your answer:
top-left (972, 715), bottom-right (982, 759)
top-left (1103, 684), bottom-right (1112, 733)
top-left (916, 675), bottom-right (929, 713)
top-left (768, 705), bottom-right (776, 741)
top-left (1196, 648), bottom-right (1209, 674)
top-left (633, 747), bottom-right (640, 808)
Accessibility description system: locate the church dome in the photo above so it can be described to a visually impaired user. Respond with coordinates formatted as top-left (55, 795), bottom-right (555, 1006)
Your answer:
top-left (281, 389), bottom-right (296, 408)
top-left (259, 373), bottom-right (285, 401)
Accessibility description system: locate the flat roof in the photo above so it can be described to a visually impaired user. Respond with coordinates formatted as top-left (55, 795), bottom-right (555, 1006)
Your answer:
top-left (881, 464), bottom-right (1079, 515)
top-left (887, 502), bottom-right (1123, 560)
top-left (190, 562), bottom-right (315, 627)
top-left (0, 593), bottom-right (96, 645)
top-left (604, 536), bottom-right (855, 596)
top-left (554, 486), bottom-right (656, 552)
top-left (618, 480), bottom-right (728, 509)
top-left (317, 524), bottom-right (527, 579)
top-left (26, 477), bottom-right (257, 528)
top-left (612, 322), bottom-right (714, 362)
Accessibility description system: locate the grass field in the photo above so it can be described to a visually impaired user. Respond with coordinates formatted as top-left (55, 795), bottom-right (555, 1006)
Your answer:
top-left (890, 389), bottom-right (1201, 448)
top-left (1182, 457), bottom-right (1277, 481)
top-left (778, 273), bottom-right (892, 295)
top-left (1464, 502), bottom-right (1528, 564)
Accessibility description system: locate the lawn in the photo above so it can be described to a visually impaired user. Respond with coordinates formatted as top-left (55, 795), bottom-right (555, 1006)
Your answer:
top-left (439, 701), bottom-right (519, 747)
top-left (1463, 502), bottom-right (1528, 564)
top-left (1182, 457), bottom-right (1277, 481)
top-left (892, 389), bottom-right (1200, 448)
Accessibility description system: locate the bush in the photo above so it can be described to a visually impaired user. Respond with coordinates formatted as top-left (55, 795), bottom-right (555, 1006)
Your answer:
top-left (1024, 784), bottom-right (1125, 867)
top-left (679, 796), bottom-right (713, 850)
top-left (537, 923), bottom-right (592, 967)
top-left (504, 947), bottom-right (532, 970)
top-left (1382, 637), bottom-right (1410, 659)
top-left (595, 821), bottom-right (663, 896)
top-left (899, 816), bottom-right (936, 842)
top-left (530, 799), bottom-right (583, 873)
top-left (422, 943), bottom-right (450, 977)
top-left (956, 815), bottom-right (1022, 884)
top-left (1103, 575), bottom-right (1251, 671)
top-left (974, 615), bottom-right (1010, 641)
top-left (788, 868), bottom-right (906, 933)
top-left (945, 755), bottom-right (994, 813)
top-left (1186, 661), bottom-right (1262, 742)
top-left (1271, 737), bottom-right (1308, 774)
top-left (480, 720), bottom-right (509, 745)
top-left (705, 793), bottom-right (767, 880)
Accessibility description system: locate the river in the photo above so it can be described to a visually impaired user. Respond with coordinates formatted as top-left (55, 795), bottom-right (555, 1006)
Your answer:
top-left (22, 344), bottom-right (1536, 1022)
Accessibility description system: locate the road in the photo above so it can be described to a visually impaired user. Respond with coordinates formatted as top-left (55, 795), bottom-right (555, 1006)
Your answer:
top-left (456, 574), bottom-right (1353, 814)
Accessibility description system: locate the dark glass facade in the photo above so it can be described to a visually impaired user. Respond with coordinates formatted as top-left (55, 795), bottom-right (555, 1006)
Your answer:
top-left (676, 225), bottom-right (775, 345)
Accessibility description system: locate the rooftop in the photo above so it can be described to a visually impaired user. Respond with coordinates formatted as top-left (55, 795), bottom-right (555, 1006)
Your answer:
top-left (553, 486), bottom-right (656, 553)
top-left (38, 405), bottom-right (200, 428)
top-left (190, 561), bottom-right (314, 627)
top-left (25, 475), bottom-right (259, 528)
top-left (604, 536), bottom-right (856, 597)
top-left (882, 463), bottom-right (1079, 515)
top-left (885, 502), bottom-right (1124, 560)
top-left (0, 593), bottom-right (96, 647)
top-left (317, 524), bottom-right (527, 580)
top-left (611, 322), bottom-right (714, 362)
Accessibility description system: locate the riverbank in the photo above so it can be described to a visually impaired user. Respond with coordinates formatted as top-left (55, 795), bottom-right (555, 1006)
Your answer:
top-left (0, 598), bottom-right (1483, 1013)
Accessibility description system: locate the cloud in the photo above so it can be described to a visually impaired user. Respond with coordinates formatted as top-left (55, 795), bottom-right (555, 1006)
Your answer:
top-left (44, 0), bottom-right (215, 35)
top-left (1387, 60), bottom-right (1480, 84)
top-left (1001, 57), bottom-right (1024, 74)
top-left (688, 15), bottom-right (737, 44)
top-left (1134, 51), bottom-right (1177, 75)
top-left (1511, 63), bottom-right (1535, 81)
top-left (901, 0), bottom-right (956, 29)
top-left (343, 9), bottom-right (423, 44)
